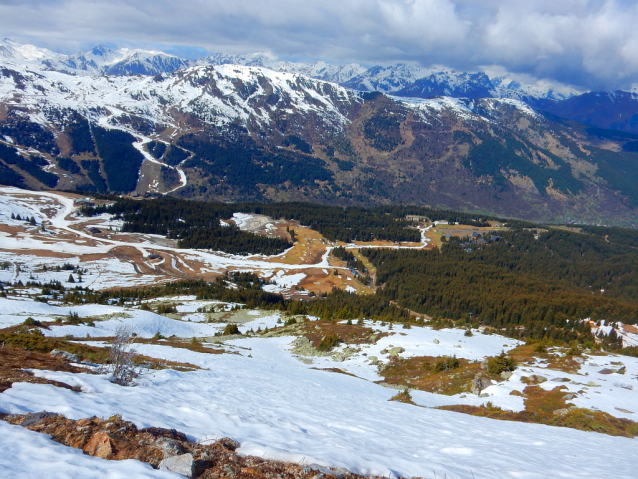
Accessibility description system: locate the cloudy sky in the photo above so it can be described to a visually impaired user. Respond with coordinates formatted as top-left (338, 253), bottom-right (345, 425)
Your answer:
top-left (1, 0), bottom-right (638, 90)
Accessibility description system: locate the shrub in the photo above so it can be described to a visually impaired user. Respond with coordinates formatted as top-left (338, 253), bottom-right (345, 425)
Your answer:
top-left (152, 330), bottom-right (165, 340)
top-left (108, 325), bottom-right (139, 386)
top-left (434, 355), bottom-right (460, 372)
top-left (464, 329), bottom-right (473, 337)
top-left (487, 352), bottom-right (517, 375)
top-left (65, 311), bottom-right (82, 325)
top-left (317, 333), bottom-right (340, 352)
top-left (156, 303), bottom-right (177, 314)
top-left (222, 323), bottom-right (241, 335)
top-left (23, 317), bottom-right (42, 327)
top-left (390, 388), bottom-right (414, 404)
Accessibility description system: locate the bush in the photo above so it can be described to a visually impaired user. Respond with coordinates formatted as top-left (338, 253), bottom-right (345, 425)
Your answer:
top-left (23, 317), bottom-right (42, 327)
top-left (487, 352), bottom-right (517, 375)
top-left (434, 355), bottom-right (460, 372)
top-left (317, 333), bottom-right (340, 352)
top-left (156, 303), bottom-right (177, 314)
top-left (464, 329), bottom-right (473, 337)
top-left (222, 323), bottom-right (241, 335)
top-left (390, 388), bottom-right (414, 404)
top-left (108, 325), bottom-right (139, 386)
top-left (65, 311), bottom-right (82, 325)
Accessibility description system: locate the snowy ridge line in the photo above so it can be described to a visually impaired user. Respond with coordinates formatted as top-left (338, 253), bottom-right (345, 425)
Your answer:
top-left (0, 37), bottom-right (581, 102)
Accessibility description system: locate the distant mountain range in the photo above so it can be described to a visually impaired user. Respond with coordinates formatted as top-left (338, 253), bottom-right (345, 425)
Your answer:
top-left (0, 38), bottom-right (579, 103)
top-left (2, 38), bottom-right (638, 225)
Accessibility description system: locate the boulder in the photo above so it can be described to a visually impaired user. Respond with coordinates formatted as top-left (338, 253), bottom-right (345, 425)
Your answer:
top-left (471, 374), bottom-right (493, 395)
top-left (157, 437), bottom-right (186, 458)
top-left (433, 339), bottom-right (440, 344)
top-left (50, 349), bottom-right (79, 362)
top-left (528, 374), bottom-right (547, 384)
top-left (388, 347), bottom-right (405, 357)
top-left (500, 371), bottom-right (513, 380)
top-left (159, 453), bottom-right (195, 478)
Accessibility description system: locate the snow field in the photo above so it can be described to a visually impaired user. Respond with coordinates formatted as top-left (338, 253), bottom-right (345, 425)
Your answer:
top-left (1, 336), bottom-right (637, 479)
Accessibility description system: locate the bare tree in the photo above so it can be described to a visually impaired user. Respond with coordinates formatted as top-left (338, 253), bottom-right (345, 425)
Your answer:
top-left (108, 324), bottom-right (139, 386)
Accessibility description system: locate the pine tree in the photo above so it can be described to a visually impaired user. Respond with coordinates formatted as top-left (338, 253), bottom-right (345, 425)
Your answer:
top-left (68, 274), bottom-right (75, 283)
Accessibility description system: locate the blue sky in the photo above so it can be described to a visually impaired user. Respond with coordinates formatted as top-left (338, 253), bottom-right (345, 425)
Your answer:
top-left (1, 0), bottom-right (638, 90)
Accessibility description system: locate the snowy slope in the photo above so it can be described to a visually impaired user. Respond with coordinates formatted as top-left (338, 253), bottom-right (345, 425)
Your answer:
top-left (0, 62), bottom-right (358, 134)
top-left (0, 39), bottom-right (579, 102)
top-left (0, 39), bottom-right (190, 76)
top-left (1, 333), bottom-right (637, 479)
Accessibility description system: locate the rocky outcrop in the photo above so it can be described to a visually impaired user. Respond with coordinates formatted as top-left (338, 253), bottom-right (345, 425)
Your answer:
top-left (2, 412), bottom-right (401, 478)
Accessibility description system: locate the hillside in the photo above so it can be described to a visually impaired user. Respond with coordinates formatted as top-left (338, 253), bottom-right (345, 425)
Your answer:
top-left (1, 61), bottom-right (638, 224)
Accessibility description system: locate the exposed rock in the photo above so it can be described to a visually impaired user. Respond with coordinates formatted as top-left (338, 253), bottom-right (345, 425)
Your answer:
top-left (528, 374), bottom-right (547, 384)
top-left (302, 463), bottom-right (343, 477)
top-left (388, 347), bottom-right (405, 357)
top-left (433, 339), bottom-right (440, 344)
top-left (159, 453), bottom-right (195, 478)
top-left (50, 349), bottom-right (80, 362)
top-left (562, 393), bottom-right (576, 400)
top-left (553, 406), bottom-right (578, 416)
top-left (598, 369), bottom-right (614, 375)
top-left (615, 407), bottom-right (634, 414)
top-left (550, 377), bottom-right (571, 382)
top-left (2, 412), bottom-right (373, 479)
top-left (500, 371), bottom-right (513, 380)
top-left (471, 374), bottom-right (493, 395)
top-left (218, 437), bottom-right (240, 451)
top-left (84, 431), bottom-right (113, 459)
top-left (157, 437), bottom-right (186, 458)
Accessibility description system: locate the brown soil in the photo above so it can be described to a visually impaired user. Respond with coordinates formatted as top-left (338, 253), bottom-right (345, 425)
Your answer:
top-left (0, 346), bottom-right (86, 393)
top-left (301, 322), bottom-right (387, 348)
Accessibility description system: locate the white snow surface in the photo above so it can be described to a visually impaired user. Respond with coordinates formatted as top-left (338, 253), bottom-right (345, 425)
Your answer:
top-left (1, 334), bottom-right (636, 479)
top-left (2, 296), bottom-right (638, 478)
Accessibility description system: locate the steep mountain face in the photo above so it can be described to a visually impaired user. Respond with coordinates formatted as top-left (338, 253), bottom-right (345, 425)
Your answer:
top-left (1, 61), bottom-right (637, 225)
top-left (544, 91), bottom-right (638, 135)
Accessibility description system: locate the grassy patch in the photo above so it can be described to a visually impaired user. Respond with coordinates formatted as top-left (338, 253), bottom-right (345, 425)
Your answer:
top-left (439, 385), bottom-right (638, 438)
top-left (380, 355), bottom-right (482, 395)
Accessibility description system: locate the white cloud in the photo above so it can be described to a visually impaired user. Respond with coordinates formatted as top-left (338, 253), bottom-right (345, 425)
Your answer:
top-left (1, 0), bottom-right (638, 89)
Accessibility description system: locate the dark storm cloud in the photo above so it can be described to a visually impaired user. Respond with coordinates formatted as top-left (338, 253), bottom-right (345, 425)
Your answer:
top-left (1, 0), bottom-right (637, 90)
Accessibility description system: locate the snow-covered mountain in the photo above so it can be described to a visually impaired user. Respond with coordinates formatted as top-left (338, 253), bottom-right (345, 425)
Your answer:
top-left (0, 38), bottom-right (579, 103)
top-left (0, 38), bottom-right (190, 76)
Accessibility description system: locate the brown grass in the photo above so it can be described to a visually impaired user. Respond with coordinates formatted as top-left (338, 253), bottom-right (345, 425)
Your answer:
top-left (380, 355), bottom-right (482, 395)
top-left (439, 385), bottom-right (638, 438)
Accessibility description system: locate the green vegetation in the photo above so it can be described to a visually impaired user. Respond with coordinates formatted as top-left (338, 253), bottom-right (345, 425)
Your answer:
top-left (487, 352), bottom-right (517, 375)
top-left (465, 132), bottom-right (582, 195)
top-left (362, 226), bottom-right (638, 342)
top-left (80, 160), bottom-right (108, 193)
top-left (65, 115), bottom-right (95, 154)
top-left (179, 135), bottom-right (332, 189)
top-left (92, 126), bottom-right (144, 192)
top-left (57, 157), bottom-right (81, 174)
top-left (317, 333), bottom-right (340, 352)
top-left (363, 114), bottom-right (402, 151)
